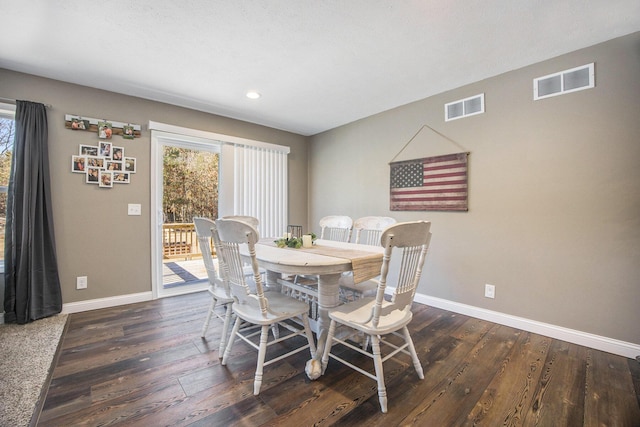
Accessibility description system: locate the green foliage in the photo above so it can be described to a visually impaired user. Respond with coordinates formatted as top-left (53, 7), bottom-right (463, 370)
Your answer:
top-left (163, 147), bottom-right (219, 223)
top-left (274, 233), bottom-right (317, 249)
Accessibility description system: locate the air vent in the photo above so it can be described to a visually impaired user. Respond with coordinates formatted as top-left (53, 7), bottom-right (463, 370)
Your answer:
top-left (534, 63), bottom-right (594, 100)
top-left (445, 93), bottom-right (484, 121)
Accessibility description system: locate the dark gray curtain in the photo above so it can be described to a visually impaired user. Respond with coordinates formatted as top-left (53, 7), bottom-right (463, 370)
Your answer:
top-left (4, 100), bottom-right (61, 324)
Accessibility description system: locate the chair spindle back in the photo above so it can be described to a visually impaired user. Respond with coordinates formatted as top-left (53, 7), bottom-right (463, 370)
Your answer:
top-left (372, 221), bottom-right (432, 327)
top-left (353, 216), bottom-right (397, 246)
top-left (193, 217), bottom-right (230, 297)
top-left (214, 218), bottom-right (267, 316)
top-left (319, 215), bottom-right (353, 242)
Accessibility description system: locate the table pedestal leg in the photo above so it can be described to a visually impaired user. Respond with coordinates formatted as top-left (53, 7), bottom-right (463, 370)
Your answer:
top-left (265, 270), bottom-right (281, 292)
top-left (305, 272), bottom-right (341, 380)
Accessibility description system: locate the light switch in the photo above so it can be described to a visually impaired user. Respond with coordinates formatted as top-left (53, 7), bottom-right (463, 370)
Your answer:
top-left (128, 203), bottom-right (142, 216)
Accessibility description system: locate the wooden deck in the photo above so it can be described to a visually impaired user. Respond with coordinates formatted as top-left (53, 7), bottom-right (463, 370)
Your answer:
top-left (162, 258), bottom-right (209, 288)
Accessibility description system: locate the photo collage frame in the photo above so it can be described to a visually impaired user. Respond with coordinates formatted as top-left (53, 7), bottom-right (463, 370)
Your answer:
top-left (72, 141), bottom-right (136, 188)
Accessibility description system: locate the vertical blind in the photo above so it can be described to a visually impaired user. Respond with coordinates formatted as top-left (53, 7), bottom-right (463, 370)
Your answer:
top-left (233, 144), bottom-right (288, 238)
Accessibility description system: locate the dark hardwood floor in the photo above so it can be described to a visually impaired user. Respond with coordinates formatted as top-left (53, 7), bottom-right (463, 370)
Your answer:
top-left (38, 292), bottom-right (640, 426)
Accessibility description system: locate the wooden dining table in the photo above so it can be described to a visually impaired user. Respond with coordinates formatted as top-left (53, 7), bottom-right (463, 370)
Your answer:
top-left (251, 238), bottom-right (384, 379)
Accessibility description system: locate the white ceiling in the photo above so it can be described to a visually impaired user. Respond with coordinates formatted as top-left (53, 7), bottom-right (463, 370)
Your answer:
top-left (1, 1), bottom-right (639, 136)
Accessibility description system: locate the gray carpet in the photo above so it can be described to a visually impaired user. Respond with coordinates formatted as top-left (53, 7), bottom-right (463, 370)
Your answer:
top-left (0, 314), bottom-right (68, 427)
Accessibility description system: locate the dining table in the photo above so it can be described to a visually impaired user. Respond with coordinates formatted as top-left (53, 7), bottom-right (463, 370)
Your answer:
top-left (250, 238), bottom-right (384, 379)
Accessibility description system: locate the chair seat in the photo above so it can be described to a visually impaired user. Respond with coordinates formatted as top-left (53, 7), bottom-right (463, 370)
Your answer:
top-left (338, 275), bottom-right (378, 294)
top-left (208, 286), bottom-right (234, 304)
top-left (328, 297), bottom-right (413, 335)
top-left (233, 292), bottom-right (312, 325)
top-left (210, 273), bottom-right (263, 302)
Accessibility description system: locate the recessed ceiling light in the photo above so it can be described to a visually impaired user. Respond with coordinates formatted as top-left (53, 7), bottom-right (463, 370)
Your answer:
top-left (246, 91), bottom-right (261, 99)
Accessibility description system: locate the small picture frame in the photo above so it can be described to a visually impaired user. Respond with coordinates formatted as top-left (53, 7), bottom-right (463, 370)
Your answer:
top-left (71, 118), bottom-right (89, 130)
top-left (99, 141), bottom-right (112, 158)
top-left (71, 155), bottom-right (86, 173)
top-left (122, 125), bottom-right (135, 139)
top-left (79, 144), bottom-right (98, 156)
top-left (124, 157), bottom-right (136, 173)
top-left (98, 121), bottom-right (113, 139)
top-left (113, 172), bottom-right (130, 183)
top-left (112, 146), bottom-right (124, 161)
top-left (99, 170), bottom-right (113, 188)
top-left (105, 160), bottom-right (123, 171)
top-left (86, 167), bottom-right (100, 184)
top-left (86, 156), bottom-right (105, 168)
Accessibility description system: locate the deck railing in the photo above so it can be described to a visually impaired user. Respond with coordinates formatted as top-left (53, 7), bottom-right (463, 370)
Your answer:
top-left (162, 223), bottom-right (204, 259)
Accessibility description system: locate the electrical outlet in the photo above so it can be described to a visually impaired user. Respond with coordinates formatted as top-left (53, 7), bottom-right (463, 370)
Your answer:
top-left (76, 276), bottom-right (88, 290)
top-left (484, 284), bottom-right (495, 299)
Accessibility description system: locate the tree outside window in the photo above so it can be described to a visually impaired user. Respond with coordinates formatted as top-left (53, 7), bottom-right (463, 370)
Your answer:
top-left (0, 115), bottom-right (15, 261)
top-left (163, 146), bottom-right (218, 223)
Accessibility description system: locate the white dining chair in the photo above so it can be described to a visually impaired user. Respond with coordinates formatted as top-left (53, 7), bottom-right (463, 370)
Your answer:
top-left (222, 215), bottom-right (267, 283)
top-left (352, 216), bottom-right (397, 245)
top-left (217, 218), bottom-right (316, 395)
top-left (321, 220), bottom-right (432, 413)
top-left (319, 215), bottom-right (353, 242)
top-left (196, 215), bottom-right (269, 351)
top-left (222, 215), bottom-right (259, 229)
top-left (193, 217), bottom-right (235, 356)
top-left (339, 216), bottom-right (397, 302)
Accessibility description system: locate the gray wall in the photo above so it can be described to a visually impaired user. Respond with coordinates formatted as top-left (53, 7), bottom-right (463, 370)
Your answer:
top-left (0, 69), bottom-right (308, 304)
top-left (308, 32), bottom-right (640, 345)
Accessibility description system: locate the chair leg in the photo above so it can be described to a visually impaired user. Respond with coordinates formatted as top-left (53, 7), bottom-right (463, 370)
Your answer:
top-left (254, 325), bottom-right (270, 395)
top-left (361, 334), bottom-right (370, 351)
top-left (222, 316), bottom-right (242, 366)
top-left (370, 335), bottom-right (388, 413)
top-left (321, 320), bottom-right (337, 375)
top-left (201, 296), bottom-right (218, 337)
top-left (403, 326), bottom-right (424, 379)
top-left (218, 303), bottom-right (233, 357)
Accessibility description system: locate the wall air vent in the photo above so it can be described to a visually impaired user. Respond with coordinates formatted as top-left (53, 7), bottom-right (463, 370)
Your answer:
top-left (445, 93), bottom-right (484, 121)
top-left (534, 63), bottom-right (594, 100)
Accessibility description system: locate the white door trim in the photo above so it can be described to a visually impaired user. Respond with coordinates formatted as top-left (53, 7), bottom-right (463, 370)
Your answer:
top-left (150, 129), bottom-right (221, 299)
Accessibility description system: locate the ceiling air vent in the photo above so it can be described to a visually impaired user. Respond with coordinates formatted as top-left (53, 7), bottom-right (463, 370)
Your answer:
top-left (445, 93), bottom-right (484, 122)
top-left (534, 63), bottom-right (594, 100)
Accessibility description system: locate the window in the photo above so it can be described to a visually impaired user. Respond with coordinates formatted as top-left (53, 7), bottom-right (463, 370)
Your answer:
top-left (0, 102), bottom-right (16, 263)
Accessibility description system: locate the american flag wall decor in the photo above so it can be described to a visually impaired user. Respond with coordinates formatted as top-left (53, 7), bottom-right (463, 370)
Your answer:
top-left (390, 152), bottom-right (468, 211)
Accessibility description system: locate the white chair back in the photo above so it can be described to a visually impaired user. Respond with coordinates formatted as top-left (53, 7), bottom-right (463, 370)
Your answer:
top-left (193, 217), bottom-right (230, 297)
top-left (214, 218), bottom-right (268, 316)
top-left (372, 221), bottom-right (431, 327)
top-left (353, 216), bottom-right (397, 245)
top-left (319, 215), bottom-right (353, 242)
top-left (222, 215), bottom-right (259, 229)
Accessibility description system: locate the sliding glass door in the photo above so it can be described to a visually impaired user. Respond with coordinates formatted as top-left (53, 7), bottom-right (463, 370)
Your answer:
top-left (151, 131), bottom-right (221, 298)
top-left (150, 122), bottom-right (290, 299)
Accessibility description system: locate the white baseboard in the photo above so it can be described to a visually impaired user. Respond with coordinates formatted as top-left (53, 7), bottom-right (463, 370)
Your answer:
top-left (413, 292), bottom-right (640, 360)
top-left (62, 292), bottom-right (153, 314)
